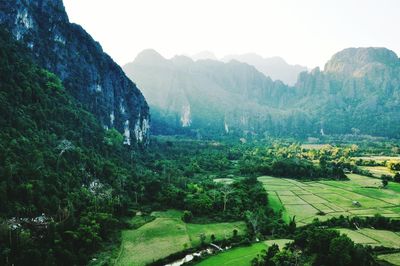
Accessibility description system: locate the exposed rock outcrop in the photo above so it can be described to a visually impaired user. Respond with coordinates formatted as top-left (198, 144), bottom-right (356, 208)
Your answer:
top-left (0, 0), bottom-right (150, 144)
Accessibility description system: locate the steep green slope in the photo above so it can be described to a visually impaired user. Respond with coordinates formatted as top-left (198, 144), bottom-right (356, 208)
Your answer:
top-left (0, 0), bottom-right (149, 144)
top-left (0, 28), bottom-right (140, 265)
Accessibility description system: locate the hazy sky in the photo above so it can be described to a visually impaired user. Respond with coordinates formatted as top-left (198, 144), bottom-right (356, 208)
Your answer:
top-left (63, 0), bottom-right (400, 69)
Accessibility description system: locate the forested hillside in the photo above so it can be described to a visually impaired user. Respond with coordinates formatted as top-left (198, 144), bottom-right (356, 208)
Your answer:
top-left (0, 27), bottom-right (142, 264)
top-left (0, 29), bottom-right (275, 264)
top-left (0, 0), bottom-right (149, 144)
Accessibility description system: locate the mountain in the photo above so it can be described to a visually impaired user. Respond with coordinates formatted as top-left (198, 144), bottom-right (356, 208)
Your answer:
top-left (0, 27), bottom-right (131, 264)
top-left (191, 51), bottom-right (218, 61)
top-left (123, 49), bottom-right (302, 137)
top-left (295, 47), bottom-right (400, 137)
top-left (222, 53), bottom-right (308, 85)
top-left (125, 48), bottom-right (400, 139)
top-left (0, 0), bottom-right (149, 144)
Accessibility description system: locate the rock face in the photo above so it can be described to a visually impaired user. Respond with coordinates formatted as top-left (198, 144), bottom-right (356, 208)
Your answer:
top-left (0, 0), bottom-right (150, 144)
top-left (221, 53), bottom-right (308, 85)
top-left (324, 47), bottom-right (399, 76)
top-left (124, 49), bottom-right (296, 136)
top-left (125, 47), bottom-right (400, 139)
top-left (295, 47), bottom-right (400, 137)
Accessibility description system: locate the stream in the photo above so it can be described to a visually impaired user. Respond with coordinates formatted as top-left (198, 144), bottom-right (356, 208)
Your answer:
top-left (165, 245), bottom-right (232, 266)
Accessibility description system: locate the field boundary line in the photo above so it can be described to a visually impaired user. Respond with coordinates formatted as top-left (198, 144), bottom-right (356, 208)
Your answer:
top-left (316, 181), bottom-right (396, 206)
top-left (295, 194), bottom-right (336, 215)
top-left (355, 230), bottom-right (383, 244)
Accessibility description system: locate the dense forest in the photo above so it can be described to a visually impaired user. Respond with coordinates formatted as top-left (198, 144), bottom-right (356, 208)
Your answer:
top-left (0, 28), bottom-right (291, 265)
top-left (1, 1), bottom-right (400, 264)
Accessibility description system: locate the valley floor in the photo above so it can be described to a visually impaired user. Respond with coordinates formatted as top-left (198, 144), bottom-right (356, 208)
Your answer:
top-left (195, 239), bottom-right (292, 266)
top-left (115, 173), bottom-right (400, 266)
top-left (115, 210), bottom-right (246, 266)
top-left (259, 174), bottom-right (400, 226)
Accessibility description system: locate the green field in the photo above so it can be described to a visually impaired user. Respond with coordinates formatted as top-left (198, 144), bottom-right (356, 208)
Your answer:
top-left (301, 144), bottom-right (331, 150)
top-left (378, 253), bottom-right (400, 265)
top-left (337, 228), bottom-right (400, 248)
top-left (213, 178), bottom-right (235, 185)
top-left (360, 166), bottom-right (395, 177)
top-left (259, 174), bottom-right (400, 226)
top-left (115, 210), bottom-right (246, 266)
top-left (195, 239), bottom-right (292, 266)
top-left (352, 156), bottom-right (400, 162)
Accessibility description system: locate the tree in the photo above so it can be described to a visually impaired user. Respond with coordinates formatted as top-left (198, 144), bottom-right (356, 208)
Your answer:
top-left (328, 235), bottom-right (354, 266)
top-left (394, 172), bottom-right (400, 183)
top-left (381, 179), bottom-right (388, 188)
top-left (103, 128), bottom-right (123, 147)
top-left (245, 210), bottom-right (259, 235)
top-left (288, 216), bottom-right (296, 234)
top-left (210, 234), bottom-right (216, 242)
top-left (181, 210), bottom-right (193, 223)
top-left (199, 233), bottom-right (206, 246)
top-left (220, 185), bottom-right (234, 212)
top-left (56, 139), bottom-right (74, 169)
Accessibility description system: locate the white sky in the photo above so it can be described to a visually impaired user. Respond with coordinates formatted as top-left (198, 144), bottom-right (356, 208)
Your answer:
top-left (63, 0), bottom-right (400, 69)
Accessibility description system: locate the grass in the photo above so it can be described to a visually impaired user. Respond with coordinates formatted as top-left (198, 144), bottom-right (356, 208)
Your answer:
top-left (195, 239), bottom-right (292, 266)
top-left (195, 243), bottom-right (267, 266)
top-left (336, 229), bottom-right (378, 245)
top-left (301, 144), bottom-right (331, 150)
top-left (352, 156), bottom-right (400, 162)
top-left (357, 229), bottom-right (400, 248)
top-left (259, 174), bottom-right (400, 225)
top-left (187, 222), bottom-right (246, 246)
top-left (378, 253), bottom-right (400, 265)
top-left (116, 217), bottom-right (191, 266)
top-left (337, 228), bottom-right (400, 248)
top-left (279, 195), bottom-right (307, 205)
top-left (268, 192), bottom-right (290, 223)
top-left (264, 239), bottom-right (293, 249)
top-left (115, 210), bottom-right (247, 266)
top-left (213, 178), bottom-right (235, 184)
top-left (360, 166), bottom-right (394, 177)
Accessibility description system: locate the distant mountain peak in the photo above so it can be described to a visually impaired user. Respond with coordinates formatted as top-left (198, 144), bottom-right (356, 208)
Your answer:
top-left (134, 49), bottom-right (167, 64)
top-left (324, 47), bottom-right (399, 75)
top-left (221, 53), bottom-right (308, 85)
top-left (191, 51), bottom-right (218, 61)
top-left (171, 55), bottom-right (194, 66)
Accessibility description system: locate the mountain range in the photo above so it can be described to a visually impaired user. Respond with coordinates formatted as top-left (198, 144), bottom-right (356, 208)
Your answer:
top-left (221, 53), bottom-right (308, 85)
top-left (1, 0), bottom-right (399, 142)
top-left (190, 51), bottom-right (308, 85)
top-left (124, 48), bottom-right (400, 139)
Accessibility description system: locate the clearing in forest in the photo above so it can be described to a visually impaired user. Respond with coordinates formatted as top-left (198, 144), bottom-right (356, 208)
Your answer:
top-left (115, 210), bottom-right (246, 266)
top-left (195, 239), bottom-right (292, 266)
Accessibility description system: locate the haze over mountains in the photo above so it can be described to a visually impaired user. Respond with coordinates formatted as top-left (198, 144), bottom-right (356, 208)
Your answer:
top-left (124, 48), bottom-right (400, 139)
top-left (189, 51), bottom-right (308, 85)
top-left (1, 0), bottom-right (399, 142)
top-left (221, 53), bottom-right (308, 86)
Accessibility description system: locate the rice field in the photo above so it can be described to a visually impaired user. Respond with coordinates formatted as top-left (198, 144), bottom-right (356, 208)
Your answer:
top-left (115, 210), bottom-right (246, 266)
top-left (360, 166), bottom-right (395, 177)
top-left (259, 174), bottom-right (400, 226)
top-left (378, 253), bottom-right (400, 265)
top-left (337, 228), bottom-right (400, 248)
